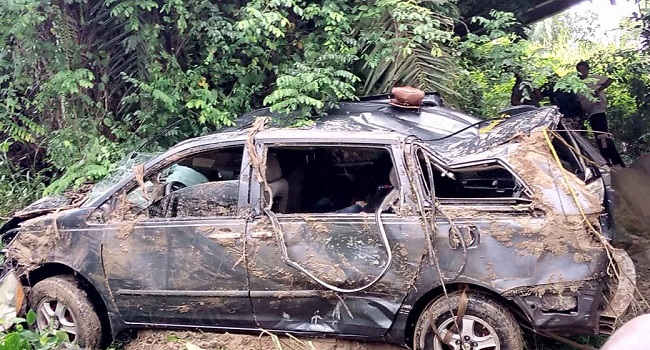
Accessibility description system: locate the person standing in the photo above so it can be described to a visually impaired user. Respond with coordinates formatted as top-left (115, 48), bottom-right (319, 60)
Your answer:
top-left (576, 61), bottom-right (625, 167)
top-left (541, 75), bottom-right (584, 127)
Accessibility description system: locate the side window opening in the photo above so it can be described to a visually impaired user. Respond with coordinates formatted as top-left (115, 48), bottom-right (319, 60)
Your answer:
top-left (264, 146), bottom-right (396, 214)
top-left (123, 146), bottom-right (244, 218)
top-left (418, 156), bottom-right (525, 201)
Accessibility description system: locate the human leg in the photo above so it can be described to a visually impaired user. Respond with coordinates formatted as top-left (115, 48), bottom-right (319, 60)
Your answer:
top-left (589, 113), bottom-right (625, 167)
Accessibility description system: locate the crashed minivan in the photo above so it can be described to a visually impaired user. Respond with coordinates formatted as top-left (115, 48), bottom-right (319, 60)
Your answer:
top-left (0, 95), bottom-right (636, 349)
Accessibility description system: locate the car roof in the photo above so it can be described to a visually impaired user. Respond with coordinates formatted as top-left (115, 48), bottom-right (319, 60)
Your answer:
top-left (174, 102), bottom-right (561, 164)
top-left (219, 100), bottom-right (482, 138)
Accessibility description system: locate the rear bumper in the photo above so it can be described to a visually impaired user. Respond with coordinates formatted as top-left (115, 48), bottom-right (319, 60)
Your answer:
top-left (510, 249), bottom-right (636, 336)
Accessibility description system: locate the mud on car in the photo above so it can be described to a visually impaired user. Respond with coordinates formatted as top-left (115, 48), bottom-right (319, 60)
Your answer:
top-left (0, 95), bottom-right (636, 349)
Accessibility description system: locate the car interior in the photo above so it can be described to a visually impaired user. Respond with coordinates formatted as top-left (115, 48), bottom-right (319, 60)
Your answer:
top-left (134, 144), bottom-right (523, 219)
top-left (174, 146), bottom-right (244, 182)
top-left (430, 164), bottom-right (523, 199)
top-left (416, 152), bottom-right (524, 201)
top-left (127, 146), bottom-right (245, 218)
top-left (265, 146), bottom-right (397, 214)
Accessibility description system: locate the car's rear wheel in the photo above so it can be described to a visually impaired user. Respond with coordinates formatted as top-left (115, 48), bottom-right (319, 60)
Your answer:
top-left (31, 276), bottom-right (102, 348)
top-left (413, 290), bottom-right (523, 350)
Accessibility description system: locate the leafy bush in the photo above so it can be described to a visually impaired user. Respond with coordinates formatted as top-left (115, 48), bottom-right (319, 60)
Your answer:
top-left (0, 310), bottom-right (75, 350)
top-left (0, 0), bottom-right (461, 217)
top-left (455, 8), bottom-right (650, 161)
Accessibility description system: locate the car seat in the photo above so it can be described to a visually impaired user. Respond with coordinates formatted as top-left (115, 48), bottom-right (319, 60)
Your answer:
top-left (364, 166), bottom-right (400, 212)
top-left (265, 153), bottom-right (289, 213)
top-left (287, 166), bottom-right (306, 213)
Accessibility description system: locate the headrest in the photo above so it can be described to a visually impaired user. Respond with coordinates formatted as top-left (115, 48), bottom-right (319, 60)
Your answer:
top-left (265, 153), bottom-right (283, 183)
top-left (166, 165), bottom-right (209, 187)
top-left (389, 167), bottom-right (399, 189)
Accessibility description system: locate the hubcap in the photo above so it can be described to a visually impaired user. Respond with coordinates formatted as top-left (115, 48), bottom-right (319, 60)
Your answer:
top-left (433, 315), bottom-right (499, 350)
top-left (36, 299), bottom-right (78, 343)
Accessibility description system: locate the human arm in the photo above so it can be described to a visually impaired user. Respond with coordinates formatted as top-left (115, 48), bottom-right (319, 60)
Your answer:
top-left (594, 76), bottom-right (613, 95)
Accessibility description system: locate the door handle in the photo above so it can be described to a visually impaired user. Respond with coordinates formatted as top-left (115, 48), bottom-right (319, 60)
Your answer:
top-left (250, 231), bottom-right (274, 239)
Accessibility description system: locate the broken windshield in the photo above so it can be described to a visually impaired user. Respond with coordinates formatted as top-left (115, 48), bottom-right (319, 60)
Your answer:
top-left (84, 152), bottom-right (160, 205)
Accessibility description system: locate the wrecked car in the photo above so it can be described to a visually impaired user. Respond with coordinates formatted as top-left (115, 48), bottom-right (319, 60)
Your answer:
top-left (0, 94), bottom-right (636, 350)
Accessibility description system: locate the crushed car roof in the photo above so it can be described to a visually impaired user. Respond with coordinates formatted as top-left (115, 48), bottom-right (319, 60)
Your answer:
top-left (192, 102), bottom-right (561, 163)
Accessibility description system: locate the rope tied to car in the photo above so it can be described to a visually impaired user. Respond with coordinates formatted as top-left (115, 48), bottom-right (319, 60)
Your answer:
top-left (233, 116), bottom-right (272, 270)
top-left (543, 128), bottom-right (649, 315)
top-left (429, 285), bottom-right (470, 346)
top-left (134, 163), bottom-right (149, 202)
top-left (402, 139), bottom-right (467, 279)
top-left (244, 116), bottom-right (394, 293)
top-left (245, 117), bottom-right (274, 212)
top-left (402, 137), bottom-right (468, 345)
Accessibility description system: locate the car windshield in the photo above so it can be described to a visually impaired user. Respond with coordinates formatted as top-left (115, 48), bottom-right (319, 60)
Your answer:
top-left (84, 152), bottom-right (160, 205)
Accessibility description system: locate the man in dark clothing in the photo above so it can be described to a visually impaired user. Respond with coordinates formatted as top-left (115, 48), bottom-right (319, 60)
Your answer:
top-left (511, 72), bottom-right (543, 107)
top-left (548, 90), bottom-right (583, 119)
top-left (576, 61), bottom-right (625, 167)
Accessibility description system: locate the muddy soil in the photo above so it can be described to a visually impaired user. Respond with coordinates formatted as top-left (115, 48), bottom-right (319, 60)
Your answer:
top-left (123, 330), bottom-right (404, 350)
top-left (611, 157), bottom-right (650, 305)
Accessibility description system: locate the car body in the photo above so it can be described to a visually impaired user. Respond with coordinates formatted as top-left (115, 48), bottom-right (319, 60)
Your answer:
top-left (0, 99), bottom-right (636, 349)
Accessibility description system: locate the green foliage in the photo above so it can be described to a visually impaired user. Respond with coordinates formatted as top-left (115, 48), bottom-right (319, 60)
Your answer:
top-left (0, 156), bottom-right (47, 219)
top-left (1, 0), bottom-right (647, 222)
top-left (0, 0), bottom-right (460, 217)
top-left (454, 10), bottom-right (597, 117)
top-left (0, 310), bottom-right (75, 350)
top-left (456, 8), bottom-right (650, 162)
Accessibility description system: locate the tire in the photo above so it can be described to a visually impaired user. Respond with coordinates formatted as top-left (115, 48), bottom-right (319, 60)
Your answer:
top-left (413, 290), bottom-right (524, 350)
top-left (30, 276), bottom-right (103, 348)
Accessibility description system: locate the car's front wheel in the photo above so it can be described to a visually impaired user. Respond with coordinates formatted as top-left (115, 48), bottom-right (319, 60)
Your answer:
top-left (30, 276), bottom-right (102, 348)
top-left (413, 290), bottom-right (524, 350)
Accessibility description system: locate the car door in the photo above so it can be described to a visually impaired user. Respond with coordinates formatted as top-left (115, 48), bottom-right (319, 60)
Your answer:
top-left (245, 141), bottom-right (427, 336)
top-left (100, 143), bottom-right (256, 328)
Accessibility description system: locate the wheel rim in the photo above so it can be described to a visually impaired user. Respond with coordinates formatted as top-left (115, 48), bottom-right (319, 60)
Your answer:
top-left (36, 298), bottom-right (78, 343)
top-left (431, 315), bottom-right (500, 350)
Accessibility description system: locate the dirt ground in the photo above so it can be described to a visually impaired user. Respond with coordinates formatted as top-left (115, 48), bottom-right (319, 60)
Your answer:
top-left (611, 156), bottom-right (650, 306)
top-left (122, 330), bottom-right (404, 350)
top-left (122, 158), bottom-right (650, 350)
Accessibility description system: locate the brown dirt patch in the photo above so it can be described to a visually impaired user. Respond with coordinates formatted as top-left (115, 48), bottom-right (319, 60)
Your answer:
top-left (611, 161), bottom-right (650, 308)
top-left (122, 330), bottom-right (405, 350)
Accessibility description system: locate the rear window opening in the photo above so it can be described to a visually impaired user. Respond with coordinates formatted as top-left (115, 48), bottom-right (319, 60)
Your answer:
top-left (434, 164), bottom-right (524, 199)
top-left (265, 146), bottom-right (396, 214)
top-left (416, 151), bottom-right (527, 204)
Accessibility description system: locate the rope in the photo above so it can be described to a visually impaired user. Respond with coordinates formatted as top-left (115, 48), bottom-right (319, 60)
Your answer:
top-left (133, 163), bottom-right (148, 201)
top-left (245, 116), bottom-right (393, 293)
top-left (245, 117), bottom-right (273, 211)
top-left (542, 128), bottom-right (649, 314)
top-left (402, 139), bottom-right (467, 345)
top-left (547, 130), bottom-right (605, 169)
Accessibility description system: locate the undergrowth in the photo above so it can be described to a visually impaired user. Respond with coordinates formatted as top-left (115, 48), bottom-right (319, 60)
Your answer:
top-left (0, 310), bottom-right (75, 350)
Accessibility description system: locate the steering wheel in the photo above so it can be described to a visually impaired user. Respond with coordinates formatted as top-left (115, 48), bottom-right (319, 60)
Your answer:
top-left (164, 181), bottom-right (186, 196)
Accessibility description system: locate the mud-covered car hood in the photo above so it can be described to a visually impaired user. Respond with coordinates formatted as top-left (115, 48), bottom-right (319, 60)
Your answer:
top-left (0, 195), bottom-right (73, 239)
top-left (13, 195), bottom-right (72, 218)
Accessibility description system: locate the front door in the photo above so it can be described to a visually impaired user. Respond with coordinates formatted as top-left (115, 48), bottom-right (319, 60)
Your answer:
top-left (101, 213), bottom-right (252, 327)
top-left (101, 144), bottom-right (256, 328)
